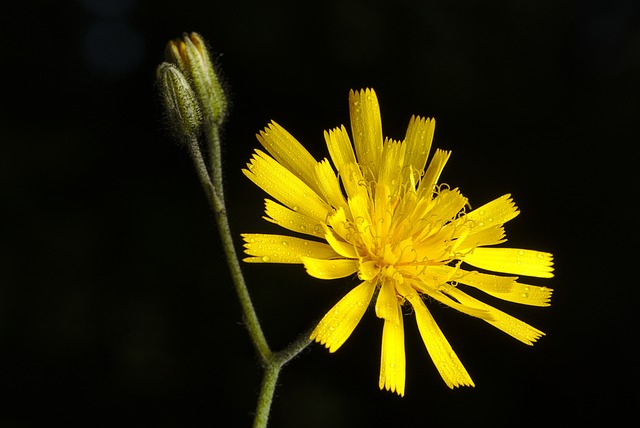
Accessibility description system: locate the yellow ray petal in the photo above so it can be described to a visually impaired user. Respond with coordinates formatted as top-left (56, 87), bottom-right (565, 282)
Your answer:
top-left (451, 268), bottom-right (519, 292)
top-left (377, 139), bottom-right (406, 187)
top-left (324, 125), bottom-right (357, 178)
top-left (243, 150), bottom-right (330, 223)
top-left (448, 287), bottom-right (545, 345)
top-left (349, 88), bottom-right (383, 174)
top-left (241, 234), bottom-right (340, 263)
top-left (491, 282), bottom-right (553, 307)
top-left (375, 280), bottom-right (399, 322)
top-left (415, 284), bottom-right (493, 321)
top-left (466, 194), bottom-right (520, 231)
top-left (454, 268), bottom-right (553, 306)
top-left (427, 188), bottom-right (467, 222)
top-left (327, 206), bottom-right (352, 242)
top-left (311, 281), bottom-right (376, 352)
top-left (373, 183), bottom-right (392, 239)
top-left (379, 304), bottom-right (406, 396)
top-left (315, 159), bottom-right (348, 210)
top-left (402, 286), bottom-right (474, 388)
top-left (257, 121), bottom-right (319, 191)
top-left (418, 149), bottom-right (451, 198)
top-left (464, 248), bottom-right (554, 278)
top-left (456, 225), bottom-right (506, 250)
top-left (263, 199), bottom-right (325, 238)
top-left (339, 161), bottom-right (368, 202)
top-left (403, 115), bottom-right (435, 180)
top-left (301, 257), bottom-right (359, 279)
top-left (324, 226), bottom-right (358, 258)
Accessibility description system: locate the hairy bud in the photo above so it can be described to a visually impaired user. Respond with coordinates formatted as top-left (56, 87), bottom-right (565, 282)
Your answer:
top-left (165, 32), bottom-right (227, 126)
top-left (157, 62), bottom-right (202, 140)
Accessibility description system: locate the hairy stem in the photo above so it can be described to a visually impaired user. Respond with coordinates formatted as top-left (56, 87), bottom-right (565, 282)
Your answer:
top-left (187, 126), bottom-right (312, 427)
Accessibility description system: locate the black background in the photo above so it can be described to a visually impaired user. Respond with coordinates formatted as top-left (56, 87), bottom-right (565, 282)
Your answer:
top-left (1, 0), bottom-right (638, 426)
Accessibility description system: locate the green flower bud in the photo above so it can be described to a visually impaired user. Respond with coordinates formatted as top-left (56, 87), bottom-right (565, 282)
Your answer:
top-left (156, 62), bottom-right (202, 140)
top-left (165, 32), bottom-right (227, 126)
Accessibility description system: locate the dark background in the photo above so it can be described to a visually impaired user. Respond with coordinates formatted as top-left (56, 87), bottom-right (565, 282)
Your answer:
top-left (1, 0), bottom-right (638, 426)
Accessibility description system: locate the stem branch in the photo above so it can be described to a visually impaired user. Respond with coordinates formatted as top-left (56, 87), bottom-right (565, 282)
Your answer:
top-left (186, 125), bottom-right (312, 428)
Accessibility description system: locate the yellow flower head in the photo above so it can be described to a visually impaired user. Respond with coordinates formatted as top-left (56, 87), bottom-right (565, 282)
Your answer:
top-left (242, 88), bottom-right (554, 396)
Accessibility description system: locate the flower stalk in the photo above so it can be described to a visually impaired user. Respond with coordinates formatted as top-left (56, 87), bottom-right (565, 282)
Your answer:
top-left (157, 32), bottom-right (309, 428)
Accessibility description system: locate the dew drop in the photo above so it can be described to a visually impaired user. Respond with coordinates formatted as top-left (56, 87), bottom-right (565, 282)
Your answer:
top-left (537, 252), bottom-right (545, 259)
top-left (292, 205), bottom-right (299, 212)
top-left (261, 256), bottom-right (271, 262)
top-left (521, 293), bottom-right (529, 298)
top-left (478, 221), bottom-right (485, 227)
top-left (518, 250), bottom-right (526, 256)
top-left (281, 241), bottom-right (289, 247)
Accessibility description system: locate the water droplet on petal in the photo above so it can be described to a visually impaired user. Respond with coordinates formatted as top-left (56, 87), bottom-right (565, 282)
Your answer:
top-left (261, 256), bottom-right (271, 262)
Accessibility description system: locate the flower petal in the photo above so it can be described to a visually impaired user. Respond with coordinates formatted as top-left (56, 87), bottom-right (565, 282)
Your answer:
top-left (301, 257), bottom-right (359, 279)
top-left (403, 115), bottom-right (435, 180)
top-left (418, 148), bottom-right (451, 198)
top-left (379, 303), bottom-right (406, 396)
top-left (427, 188), bottom-right (467, 222)
top-left (402, 287), bottom-right (474, 388)
top-left (455, 225), bottom-right (506, 250)
top-left (448, 287), bottom-right (545, 345)
top-left (349, 88), bottom-right (383, 175)
top-left (324, 125), bottom-right (357, 179)
top-left (324, 226), bottom-right (358, 258)
top-left (455, 268), bottom-right (553, 307)
top-left (315, 159), bottom-right (348, 210)
top-left (310, 281), bottom-right (376, 352)
top-left (375, 280), bottom-right (399, 322)
top-left (377, 139), bottom-right (406, 188)
top-left (263, 199), bottom-right (325, 238)
top-left (243, 150), bottom-right (330, 223)
top-left (464, 248), bottom-right (554, 278)
top-left (241, 234), bottom-right (340, 263)
top-left (466, 194), bottom-right (519, 231)
top-left (257, 121), bottom-right (319, 191)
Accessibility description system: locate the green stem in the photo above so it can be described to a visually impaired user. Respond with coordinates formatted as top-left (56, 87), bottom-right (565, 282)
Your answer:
top-left (187, 134), bottom-right (271, 360)
top-left (253, 332), bottom-right (312, 428)
top-left (187, 126), bottom-right (313, 427)
top-left (204, 120), bottom-right (224, 200)
top-left (253, 364), bottom-right (279, 428)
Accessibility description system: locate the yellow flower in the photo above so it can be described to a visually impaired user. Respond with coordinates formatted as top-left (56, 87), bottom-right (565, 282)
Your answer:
top-left (241, 88), bottom-right (554, 396)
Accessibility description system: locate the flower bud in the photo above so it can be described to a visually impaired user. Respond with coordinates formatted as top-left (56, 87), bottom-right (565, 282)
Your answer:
top-left (156, 62), bottom-right (202, 140)
top-left (165, 32), bottom-right (227, 126)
